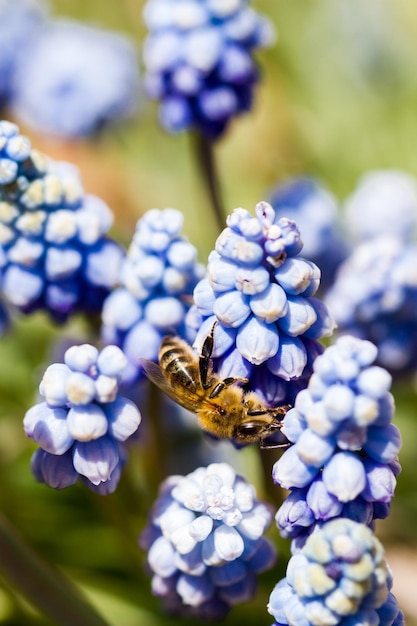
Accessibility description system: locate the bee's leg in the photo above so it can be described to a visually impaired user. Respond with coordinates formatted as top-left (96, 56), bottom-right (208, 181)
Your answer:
top-left (271, 404), bottom-right (291, 417)
top-left (246, 408), bottom-right (270, 416)
top-left (248, 405), bottom-right (290, 417)
top-left (199, 323), bottom-right (216, 389)
top-left (209, 376), bottom-right (249, 398)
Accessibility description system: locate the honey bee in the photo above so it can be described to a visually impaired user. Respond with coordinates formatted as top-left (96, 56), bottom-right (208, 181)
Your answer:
top-left (139, 324), bottom-right (290, 447)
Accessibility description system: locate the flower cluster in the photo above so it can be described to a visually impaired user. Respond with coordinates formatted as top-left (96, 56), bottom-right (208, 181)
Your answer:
top-left (24, 343), bottom-right (141, 494)
top-left (268, 518), bottom-right (404, 626)
top-left (0, 121), bottom-right (124, 322)
top-left (101, 208), bottom-right (204, 384)
top-left (10, 19), bottom-right (141, 138)
top-left (273, 335), bottom-right (401, 543)
top-left (140, 462), bottom-right (276, 619)
top-left (188, 201), bottom-right (335, 408)
top-left (0, 0), bottom-right (46, 105)
top-left (344, 169), bottom-right (417, 243)
top-left (325, 236), bottom-right (417, 375)
top-left (269, 177), bottom-right (348, 291)
top-left (142, 0), bottom-right (274, 138)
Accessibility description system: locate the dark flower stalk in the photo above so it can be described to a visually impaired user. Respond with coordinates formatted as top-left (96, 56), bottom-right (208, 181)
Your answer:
top-left (193, 130), bottom-right (225, 233)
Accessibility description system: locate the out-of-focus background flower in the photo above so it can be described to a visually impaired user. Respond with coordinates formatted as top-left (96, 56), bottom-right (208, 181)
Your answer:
top-left (1, 0), bottom-right (417, 624)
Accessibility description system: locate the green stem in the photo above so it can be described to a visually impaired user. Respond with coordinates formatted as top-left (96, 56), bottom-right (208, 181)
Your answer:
top-left (259, 447), bottom-right (285, 507)
top-left (192, 131), bottom-right (225, 233)
top-left (140, 382), bottom-right (170, 488)
top-left (0, 514), bottom-right (110, 626)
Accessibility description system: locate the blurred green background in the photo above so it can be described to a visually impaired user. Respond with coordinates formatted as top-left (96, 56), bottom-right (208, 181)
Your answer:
top-left (1, 0), bottom-right (417, 624)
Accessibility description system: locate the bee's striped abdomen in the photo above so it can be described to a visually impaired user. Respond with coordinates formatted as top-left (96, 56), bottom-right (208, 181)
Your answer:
top-left (159, 338), bottom-right (199, 389)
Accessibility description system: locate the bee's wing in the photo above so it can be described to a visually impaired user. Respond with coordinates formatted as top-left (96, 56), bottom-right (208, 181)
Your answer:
top-left (139, 358), bottom-right (202, 414)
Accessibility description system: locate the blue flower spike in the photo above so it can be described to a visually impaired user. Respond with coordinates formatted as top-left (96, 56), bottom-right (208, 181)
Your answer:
top-left (24, 343), bottom-right (141, 494)
top-left (188, 201), bottom-right (335, 408)
top-left (10, 19), bottom-right (141, 138)
top-left (268, 518), bottom-right (404, 626)
top-left (273, 335), bottom-right (401, 541)
top-left (142, 0), bottom-right (275, 138)
top-left (325, 234), bottom-right (417, 376)
top-left (344, 169), bottom-right (417, 243)
top-left (101, 207), bottom-right (205, 384)
top-left (0, 120), bottom-right (124, 321)
top-left (140, 462), bottom-right (276, 619)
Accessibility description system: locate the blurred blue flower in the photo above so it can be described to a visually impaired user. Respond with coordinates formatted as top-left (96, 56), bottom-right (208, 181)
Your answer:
top-left (24, 343), bottom-right (141, 494)
top-left (325, 235), bottom-right (417, 375)
top-left (101, 208), bottom-right (205, 384)
top-left (142, 0), bottom-right (275, 139)
top-left (268, 518), bottom-right (404, 626)
top-left (188, 201), bottom-right (335, 408)
top-left (10, 19), bottom-right (141, 138)
top-left (0, 0), bottom-right (46, 105)
top-left (140, 462), bottom-right (276, 619)
top-left (273, 335), bottom-right (401, 541)
top-left (344, 170), bottom-right (417, 243)
top-left (269, 177), bottom-right (348, 291)
top-left (0, 120), bottom-right (124, 321)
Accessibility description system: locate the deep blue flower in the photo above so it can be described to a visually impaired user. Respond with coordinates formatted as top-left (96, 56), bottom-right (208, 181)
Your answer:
top-left (269, 177), bottom-right (348, 291)
top-left (187, 201), bottom-right (335, 408)
top-left (142, 0), bottom-right (275, 139)
top-left (101, 207), bottom-right (204, 384)
top-left (344, 169), bottom-right (417, 243)
top-left (140, 462), bottom-right (276, 619)
top-left (0, 0), bottom-right (46, 105)
top-left (10, 19), bottom-right (141, 138)
top-left (273, 335), bottom-right (401, 540)
top-left (268, 518), bottom-right (404, 626)
top-left (0, 120), bottom-right (124, 322)
top-left (24, 343), bottom-right (141, 494)
top-left (325, 235), bottom-right (417, 375)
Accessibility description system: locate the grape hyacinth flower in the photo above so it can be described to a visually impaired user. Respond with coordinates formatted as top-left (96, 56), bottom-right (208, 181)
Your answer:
top-left (269, 177), bottom-right (348, 291)
top-left (0, 0), bottom-right (46, 105)
top-left (24, 343), bottom-right (141, 494)
top-left (188, 201), bottom-right (335, 410)
top-left (273, 335), bottom-right (401, 542)
top-left (0, 120), bottom-right (124, 322)
top-left (142, 0), bottom-right (275, 138)
top-left (325, 235), bottom-right (417, 375)
top-left (268, 518), bottom-right (404, 626)
top-left (140, 462), bottom-right (276, 619)
top-left (344, 169), bottom-right (417, 243)
top-left (101, 208), bottom-right (204, 384)
top-left (10, 20), bottom-right (141, 138)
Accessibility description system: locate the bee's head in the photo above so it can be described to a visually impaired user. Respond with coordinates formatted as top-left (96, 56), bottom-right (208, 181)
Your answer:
top-left (234, 416), bottom-right (282, 444)
top-left (234, 421), bottom-right (266, 444)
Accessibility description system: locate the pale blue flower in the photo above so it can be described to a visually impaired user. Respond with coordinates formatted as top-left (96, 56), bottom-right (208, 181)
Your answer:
top-left (273, 335), bottom-right (401, 539)
top-left (325, 235), bottom-right (417, 375)
top-left (188, 201), bottom-right (335, 409)
top-left (0, 0), bottom-right (46, 105)
top-left (101, 208), bottom-right (204, 384)
top-left (0, 120), bottom-right (124, 321)
top-left (268, 518), bottom-right (404, 626)
top-left (344, 170), bottom-right (417, 243)
top-left (24, 343), bottom-right (141, 493)
top-left (140, 462), bottom-right (276, 619)
top-left (10, 20), bottom-right (141, 138)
